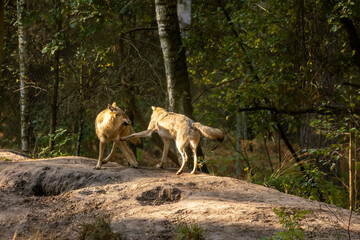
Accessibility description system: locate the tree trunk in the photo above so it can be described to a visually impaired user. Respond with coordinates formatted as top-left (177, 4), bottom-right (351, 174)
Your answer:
top-left (17, 0), bottom-right (29, 154)
top-left (49, 0), bottom-right (62, 151)
top-left (349, 124), bottom-right (355, 211)
top-left (155, 0), bottom-right (193, 117)
top-left (76, 63), bottom-right (84, 156)
top-left (177, 0), bottom-right (191, 32)
top-left (235, 112), bottom-right (242, 178)
top-left (349, 81), bottom-right (356, 211)
top-left (155, 0), bottom-right (209, 173)
top-left (0, 0), bottom-right (4, 121)
top-left (0, 0), bottom-right (4, 83)
top-left (76, 110), bottom-right (84, 156)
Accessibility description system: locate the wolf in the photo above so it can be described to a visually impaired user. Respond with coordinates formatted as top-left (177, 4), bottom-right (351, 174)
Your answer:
top-left (121, 106), bottom-right (224, 175)
top-left (95, 102), bottom-right (141, 169)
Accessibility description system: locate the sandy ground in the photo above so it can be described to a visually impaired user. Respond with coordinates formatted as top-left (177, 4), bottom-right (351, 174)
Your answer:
top-left (0, 149), bottom-right (359, 240)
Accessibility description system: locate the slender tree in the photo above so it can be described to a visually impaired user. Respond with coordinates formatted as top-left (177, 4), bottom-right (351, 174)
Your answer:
top-left (0, 0), bottom-right (4, 83)
top-left (49, 0), bottom-right (62, 151)
top-left (17, 0), bottom-right (29, 154)
top-left (0, 0), bottom-right (5, 122)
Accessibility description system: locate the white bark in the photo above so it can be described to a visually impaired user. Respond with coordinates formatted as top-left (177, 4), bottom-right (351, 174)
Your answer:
top-left (17, 0), bottom-right (29, 154)
top-left (177, 0), bottom-right (191, 30)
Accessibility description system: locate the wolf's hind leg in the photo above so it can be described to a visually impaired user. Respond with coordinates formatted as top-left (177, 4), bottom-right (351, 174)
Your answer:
top-left (157, 138), bottom-right (170, 168)
top-left (176, 144), bottom-right (188, 175)
top-left (117, 140), bottom-right (138, 168)
top-left (190, 140), bottom-right (199, 174)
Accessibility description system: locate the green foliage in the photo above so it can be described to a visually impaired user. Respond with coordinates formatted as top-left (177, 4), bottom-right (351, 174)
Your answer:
top-left (174, 223), bottom-right (205, 240)
top-left (263, 208), bottom-right (311, 240)
top-left (263, 158), bottom-right (303, 194)
top-left (78, 216), bottom-right (122, 240)
top-left (263, 157), bottom-right (349, 209)
top-left (38, 128), bottom-right (72, 158)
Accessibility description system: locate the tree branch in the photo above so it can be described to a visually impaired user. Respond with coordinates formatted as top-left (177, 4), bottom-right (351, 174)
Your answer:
top-left (236, 105), bottom-right (352, 116)
top-left (122, 27), bottom-right (158, 36)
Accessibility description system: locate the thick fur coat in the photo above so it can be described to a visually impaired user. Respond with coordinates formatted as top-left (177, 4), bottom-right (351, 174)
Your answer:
top-left (121, 106), bottom-right (223, 175)
top-left (95, 102), bottom-right (140, 169)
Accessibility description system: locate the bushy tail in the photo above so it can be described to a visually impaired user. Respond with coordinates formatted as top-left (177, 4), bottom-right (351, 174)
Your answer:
top-left (192, 122), bottom-right (224, 142)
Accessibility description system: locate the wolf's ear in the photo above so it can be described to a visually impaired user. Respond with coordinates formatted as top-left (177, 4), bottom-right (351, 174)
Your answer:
top-left (151, 106), bottom-right (156, 111)
top-left (108, 104), bottom-right (115, 112)
top-left (112, 102), bottom-right (117, 107)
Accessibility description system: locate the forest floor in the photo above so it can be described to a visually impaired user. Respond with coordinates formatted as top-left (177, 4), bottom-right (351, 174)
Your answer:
top-left (0, 149), bottom-right (359, 240)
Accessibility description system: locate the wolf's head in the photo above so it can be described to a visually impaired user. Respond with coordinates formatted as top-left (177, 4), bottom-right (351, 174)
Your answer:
top-left (151, 106), bottom-right (166, 112)
top-left (108, 102), bottom-right (130, 126)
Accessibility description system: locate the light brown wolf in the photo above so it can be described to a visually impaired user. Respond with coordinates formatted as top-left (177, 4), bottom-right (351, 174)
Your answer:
top-left (121, 106), bottom-right (223, 175)
top-left (95, 102), bottom-right (141, 169)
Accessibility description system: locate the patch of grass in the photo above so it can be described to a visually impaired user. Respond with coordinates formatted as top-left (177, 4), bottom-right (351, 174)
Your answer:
top-left (0, 157), bottom-right (10, 161)
top-left (175, 222), bottom-right (205, 240)
top-left (78, 216), bottom-right (122, 240)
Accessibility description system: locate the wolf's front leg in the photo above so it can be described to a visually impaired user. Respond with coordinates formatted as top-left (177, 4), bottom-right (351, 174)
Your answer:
top-left (120, 129), bottom-right (154, 141)
top-left (95, 141), bottom-right (106, 169)
top-left (103, 141), bottom-right (116, 164)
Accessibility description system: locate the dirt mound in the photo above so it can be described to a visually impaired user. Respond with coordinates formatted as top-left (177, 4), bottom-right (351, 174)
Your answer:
top-left (137, 186), bottom-right (183, 206)
top-left (0, 158), bottom-right (114, 196)
top-left (0, 150), bottom-right (359, 240)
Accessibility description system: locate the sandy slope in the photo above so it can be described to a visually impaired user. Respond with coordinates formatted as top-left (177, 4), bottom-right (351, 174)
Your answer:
top-left (0, 150), bottom-right (359, 240)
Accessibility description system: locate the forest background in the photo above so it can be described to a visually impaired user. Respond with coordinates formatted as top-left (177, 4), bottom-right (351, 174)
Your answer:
top-left (0, 0), bottom-right (359, 212)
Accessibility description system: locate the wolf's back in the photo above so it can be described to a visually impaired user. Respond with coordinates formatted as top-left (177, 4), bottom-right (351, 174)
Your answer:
top-left (192, 122), bottom-right (224, 141)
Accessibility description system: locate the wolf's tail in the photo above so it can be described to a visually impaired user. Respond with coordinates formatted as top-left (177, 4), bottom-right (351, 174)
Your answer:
top-left (192, 122), bottom-right (224, 142)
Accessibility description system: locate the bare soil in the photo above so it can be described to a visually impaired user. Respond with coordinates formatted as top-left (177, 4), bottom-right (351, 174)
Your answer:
top-left (0, 149), bottom-right (359, 240)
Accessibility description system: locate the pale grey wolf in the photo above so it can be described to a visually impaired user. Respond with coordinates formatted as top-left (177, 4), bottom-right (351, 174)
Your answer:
top-left (95, 102), bottom-right (140, 169)
top-left (121, 106), bottom-right (223, 175)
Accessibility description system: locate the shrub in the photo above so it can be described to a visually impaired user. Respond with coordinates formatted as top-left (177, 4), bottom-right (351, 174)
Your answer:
top-left (263, 208), bottom-right (311, 240)
top-left (175, 222), bottom-right (206, 240)
top-left (78, 216), bottom-right (122, 240)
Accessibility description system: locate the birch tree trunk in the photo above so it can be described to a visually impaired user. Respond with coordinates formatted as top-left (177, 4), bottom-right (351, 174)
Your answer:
top-left (155, 0), bottom-right (193, 117)
top-left (177, 0), bottom-right (191, 32)
top-left (17, 0), bottom-right (29, 154)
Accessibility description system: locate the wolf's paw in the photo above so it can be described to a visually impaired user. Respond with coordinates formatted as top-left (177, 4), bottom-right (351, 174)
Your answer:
top-left (130, 162), bottom-right (138, 168)
top-left (94, 165), bottom-right (101, 170)
top-left (156, 163), bottom-right (163, 168)
top-left (176, 170), bottom-right (183, 175)
top-left (190, 170), bottom-right (197, 174)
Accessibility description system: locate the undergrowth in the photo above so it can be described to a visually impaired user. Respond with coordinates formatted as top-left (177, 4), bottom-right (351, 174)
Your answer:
top-left (77, 215), bottom-right (122, 240)
top-left (262, 208), bottom-right (311, 240)
top-left (174, 222), bottom-right (206, 240)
